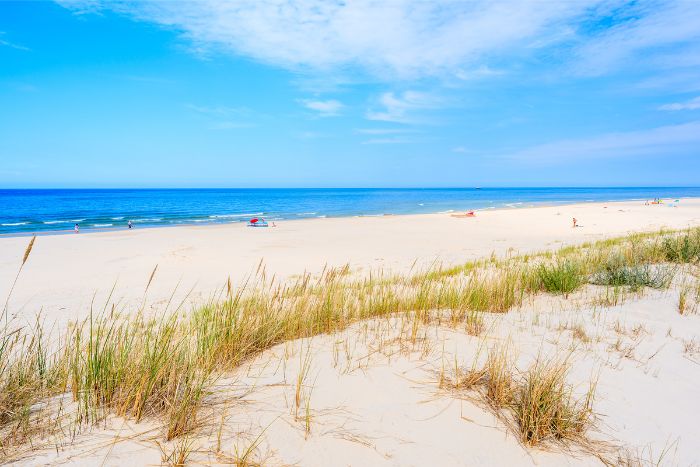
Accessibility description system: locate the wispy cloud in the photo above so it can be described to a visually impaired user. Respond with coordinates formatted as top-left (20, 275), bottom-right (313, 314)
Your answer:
top-left (294, 130), bottom-right (329, 140)
top-left (0, 32), bottom-right (30, 51)
top-left (299, 99), bottom-right (344, 117)
top-left (186, 104), bottom-right (254, 129)
top-left (355, 128), bottom-right (415, 135)
top-left (209, 121), bottom-right (254, 130)
top-left (57, 0), bottom-right (654, 81)
top-left (186, 104), bottom-right (250, 117)
top-left (571, 2), bottom-right (700, 77)
top-left (659, 96), bottom-right (700, 111)
top-left (454, 65), bottom-right (506, 81)
top-left (506, 121), bottom-right (700, 163)
top-left (366, 91), bottom-right (440, 124)
top-left (361, 137), bottom-right (414, 145)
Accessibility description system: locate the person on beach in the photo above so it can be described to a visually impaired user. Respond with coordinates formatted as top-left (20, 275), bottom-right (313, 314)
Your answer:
top-left (572, 217), bottom-right (578, 228)
top-left (128, 220), bottom-right (133, 229)
top-left (74, 223), bottom-right (79, 233)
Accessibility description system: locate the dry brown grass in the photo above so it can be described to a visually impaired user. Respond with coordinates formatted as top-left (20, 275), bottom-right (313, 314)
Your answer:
top-left (439, 348), bottom-right (596, 450)
top-left (513, 358), bottom-right (595, 446)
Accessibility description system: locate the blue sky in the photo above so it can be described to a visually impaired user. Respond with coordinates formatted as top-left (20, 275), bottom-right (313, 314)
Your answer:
top-left (1, 0), bottom-right (700, 188)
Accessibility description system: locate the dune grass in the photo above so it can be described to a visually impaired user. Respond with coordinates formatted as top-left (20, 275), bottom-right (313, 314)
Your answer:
top-left (440, 346), bottom-right (595, 448)
top-left (514, 358), bottom-right (595, 446)
top-left (1, 227), bottom-right (699, 457)
top-left (590, 257), bottom-right (675, 291)
top-left (536, 260), bottom-right (584, 297)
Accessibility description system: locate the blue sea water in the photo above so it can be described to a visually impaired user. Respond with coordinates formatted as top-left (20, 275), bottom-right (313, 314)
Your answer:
top-left (1, 187), bottom-right (699, 236)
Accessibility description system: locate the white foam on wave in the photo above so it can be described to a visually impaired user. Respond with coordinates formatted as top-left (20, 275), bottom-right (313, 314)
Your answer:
top-left (2, 222), bottom-right (28, 226)
top-left (133, 218), bottom-right (162, 223)
top-left (93, 223), bottom-right (113, 227)
top-left (44, 220), bottom-right (69, 224)
top-left (112, 217), bottom-right (124, 220)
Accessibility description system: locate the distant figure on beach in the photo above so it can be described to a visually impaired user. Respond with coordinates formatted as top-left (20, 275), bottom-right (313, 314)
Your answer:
top-left (572, 217), bottom-right (578, 228)
top-left (128, 220), bottom-right (133, 229)
top-left (74, 223), bottom-right (79, 233)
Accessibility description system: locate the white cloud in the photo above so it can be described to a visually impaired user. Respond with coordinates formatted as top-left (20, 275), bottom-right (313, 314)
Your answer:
top-left (299, 99), bottom-right (344, 117)
top-left (209, 121), bottom-right (254, 130)
top-left (186, 104), bottom-right (255, 129)
top-left (56, 1), bottom-right (700, 85)
top-left (366, 91), bottom-right (440, 123)
top-left (454, 65), bottom-right (506, 81)
top-left (355, 128), bottom-right (415, 135)
top-left (572, 1), bottom-right (700, 76)
top-left (659, 96), bottom-right (700, 111)
top-left (0, 32), bottom-right (30, 51)
top-left (507, 121), bottom-right (700, 163)
top-left (361, 137), bottom-right (414, 145)
top-left (186, 104), bottom-right (250, 117)
top-left (55, 0), bottom-right (616, 80)
top-left (294, 130), bottom-right (329, 140)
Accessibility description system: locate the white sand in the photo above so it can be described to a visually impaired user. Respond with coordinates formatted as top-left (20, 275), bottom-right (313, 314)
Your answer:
top-left (13, 285), bottom-right (700, 466)
top-left (3, 198), bottom-right (700, 466)
top-left (2, 199), bottom-right (700, 329)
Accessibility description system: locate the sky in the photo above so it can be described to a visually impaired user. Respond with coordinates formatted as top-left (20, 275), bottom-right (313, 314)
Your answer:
top-left (1, 0), bottom-right (700, 188)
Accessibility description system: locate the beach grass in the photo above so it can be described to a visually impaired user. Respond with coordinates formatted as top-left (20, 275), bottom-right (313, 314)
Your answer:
top-left (1, 227), bottom-right (700, 458)
top-left (536, 260), bottom-right (584, 297)
top-left (438, 346), bottom-right (595, 448)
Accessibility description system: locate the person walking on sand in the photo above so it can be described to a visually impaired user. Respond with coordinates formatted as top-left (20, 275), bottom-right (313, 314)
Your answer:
top-left (128, 220), bottom-right (133, 229)
top-left (572, 217), bottom-right (578, 228)
top-left (74, 223), bottom-right (79, 233)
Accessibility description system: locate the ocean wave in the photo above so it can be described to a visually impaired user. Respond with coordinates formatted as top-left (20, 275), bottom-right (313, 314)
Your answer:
top-left (43, 220), bottom-right (69, 224)
top-left (2, 222), bottom-right (28, 226)
top-left (112, 217), bottom-right (124, 220)
top-left (93, 223), bottom-right (113, 227)
top-left (296, 212), bottom-right (317, 216)
top-left (133, 218), bottom-right (163, 223)
top-left (209, 212), bottom-right (263, 219)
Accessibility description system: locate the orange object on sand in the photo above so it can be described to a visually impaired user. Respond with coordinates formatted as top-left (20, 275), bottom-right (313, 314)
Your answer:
top-left (451, 211), bottom-right (476, 218)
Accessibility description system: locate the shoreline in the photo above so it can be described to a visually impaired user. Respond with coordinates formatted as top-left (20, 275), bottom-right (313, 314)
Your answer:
top-left (0, 195), bottom-right (691, 238)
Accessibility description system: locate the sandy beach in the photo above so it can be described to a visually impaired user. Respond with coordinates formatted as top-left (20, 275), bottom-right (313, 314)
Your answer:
top-left (3, 198), bottom-right (700, 466)
top-left (2, 199), bottom-right (700, 328)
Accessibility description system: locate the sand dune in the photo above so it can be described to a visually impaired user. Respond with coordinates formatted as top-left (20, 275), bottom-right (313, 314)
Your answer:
top-left (2, 199), bottom-right (700, 466)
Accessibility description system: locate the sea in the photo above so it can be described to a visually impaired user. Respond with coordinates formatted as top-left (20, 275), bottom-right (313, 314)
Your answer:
top-left (1, 187), bottom-right (699, 236)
